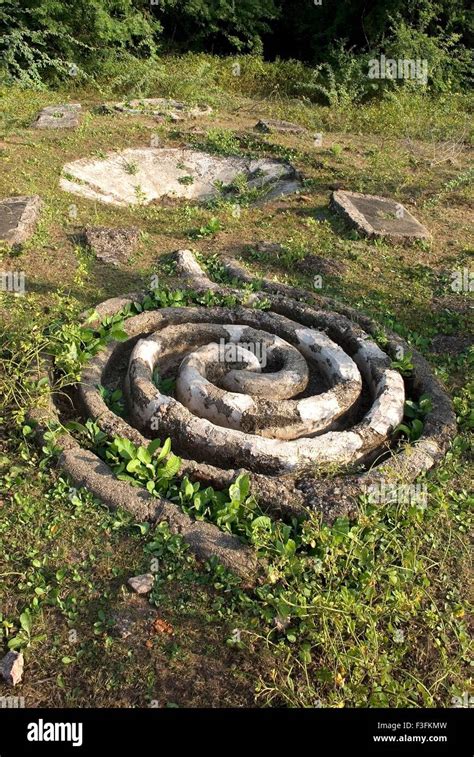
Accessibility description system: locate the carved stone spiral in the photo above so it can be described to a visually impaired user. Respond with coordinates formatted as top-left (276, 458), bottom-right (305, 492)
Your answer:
top-left (29, 250), bottom-right (456, 581)
top-left (123, 307), bottom-right (405, 474)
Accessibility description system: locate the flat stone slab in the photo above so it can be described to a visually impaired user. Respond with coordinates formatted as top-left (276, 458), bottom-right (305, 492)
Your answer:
top-left (84, 226), bottom-right (140, 266)
top-left (33, 103), bottom-right (81, 129)
top-left (60, 147), bottom-right (301, 206)
top-left (103, 98), bottom-right (212, 120)
top-left (0, 195), bottom-right (42, 245)
top-left (331, 190), bottom-right (430, 242)
top-left (255, 119), bottom-right (306, 135)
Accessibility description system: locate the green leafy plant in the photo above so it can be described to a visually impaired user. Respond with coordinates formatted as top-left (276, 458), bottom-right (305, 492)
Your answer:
top-left (453, 382), bottom-right (474, 431)
top-left (7, 607), bottom-right (45, 651)
top-left (98, 386), bottom-right (125, 416)
top-left (200, 128), bottom-right (241, 156)
top-left (104, 436), bottom-right (181, 496)
top-left (397, 393), bottom-right (433, 441)
top-left (190, 216), bottom-right (222, 239)
top-left (152, 370), bottom-right (175, 395)
top-left (174, 473), bottom-right (260, 538)
top-left (391, 352), bottom-right (414, 376)
top-left (46, 309), bottom-right (128, 380)
top-left (122, 159), bottom-right (139, 175)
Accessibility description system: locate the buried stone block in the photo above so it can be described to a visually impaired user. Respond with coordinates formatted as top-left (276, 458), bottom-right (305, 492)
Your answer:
top-left (84, 226), bottom-right (140, 266)
top-left (103, 98), bottom-right (212, 119)
top-left (33, 104), bottom-right (81, 129)
top-left (0, 195), bottom-right (42, 246)
top-left (255, 119), bottom-right (307, 135)
top-left (331, 190), bottom-right (430, 243)
top-left (60, 148), bottom-right (301, 207)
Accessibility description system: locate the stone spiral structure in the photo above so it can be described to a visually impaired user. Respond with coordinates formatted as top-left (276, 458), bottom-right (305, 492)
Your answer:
top-left (29, 250), bottom-right (456, 583)
top-left (124, 305), bottom-right (405, 474)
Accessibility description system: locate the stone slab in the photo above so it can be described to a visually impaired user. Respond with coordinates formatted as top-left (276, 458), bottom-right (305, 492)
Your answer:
top-left (84, 226), bottom-right (140, 266)
top-left (33, 103), bottom-right (81, 129)
top-left (255, 119), bottom-right (306, 135)
top-left (0, 195), bottom-right (42, 245)
top-left (103, 98), bottom-right (212, 119)
top-left (331, 190), bottom-right (430, 242)
top-left (60, 148), bottom-right (301, 207)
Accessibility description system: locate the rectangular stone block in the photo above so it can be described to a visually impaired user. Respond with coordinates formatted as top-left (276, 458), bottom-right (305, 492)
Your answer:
top-left (331, 190), bottom-right (430, 243)
top-left (0, 195), bottom-right (42, 246)
top-left (33, 104), bottom-right (81, 129)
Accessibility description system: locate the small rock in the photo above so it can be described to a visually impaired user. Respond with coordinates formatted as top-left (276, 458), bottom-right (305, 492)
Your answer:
top-left (93, 104), bottom-right (114, 115)
top-left (151, 617), bottom-right (174, 635)
top-left (84, 226), bottom-right (140, 266)
top-left (0, 651), bottom-right (24, 686)
top-left (188, 105), bottom-right (213, 118)
top-left (112, 614), bottom-right (134, 640)
top-left (255, 119), bottom-right (306, 135)
top-left (128, 573), bottom-right (155, 595)
top-left (33, 104), bottom-right (81, 129)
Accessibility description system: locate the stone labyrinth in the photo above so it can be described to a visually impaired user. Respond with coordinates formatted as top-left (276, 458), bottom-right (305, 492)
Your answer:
top-left (31, 249), bottom-right (456, 583)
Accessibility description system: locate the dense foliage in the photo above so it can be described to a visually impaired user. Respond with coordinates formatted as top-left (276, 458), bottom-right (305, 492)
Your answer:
top-left (0, 0), bottom-right (471, 92)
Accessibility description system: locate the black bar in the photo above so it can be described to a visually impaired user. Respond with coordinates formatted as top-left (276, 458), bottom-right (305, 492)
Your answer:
top-left (0, 707), bottom-right (471, 755)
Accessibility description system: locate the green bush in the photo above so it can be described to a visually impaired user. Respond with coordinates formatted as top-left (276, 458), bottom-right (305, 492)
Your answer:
top-left (0, 0), bottom-right (160, 87)
top-left (154, 0), bottom-right (279, 54)
top-left (0, 1), bottom-right (470, 96)
top-left (384, 16), bottom-right (473, 93)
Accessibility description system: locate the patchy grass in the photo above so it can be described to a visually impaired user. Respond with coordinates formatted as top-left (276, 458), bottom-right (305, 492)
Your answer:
top-left (0, 64), bottom-right (472, 708)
